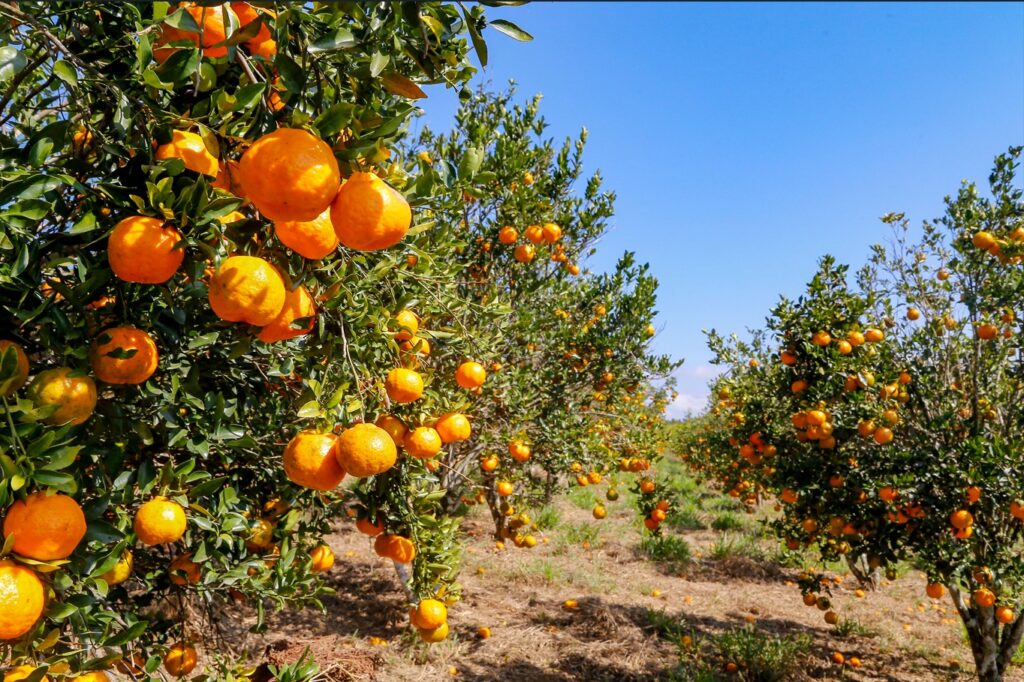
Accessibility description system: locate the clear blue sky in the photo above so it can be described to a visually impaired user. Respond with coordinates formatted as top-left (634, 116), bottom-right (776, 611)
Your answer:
top-left (416, 2), bottom-right (1024, 416)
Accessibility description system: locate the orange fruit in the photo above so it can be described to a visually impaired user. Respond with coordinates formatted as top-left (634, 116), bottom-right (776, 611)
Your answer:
top-left (245, 518), bottom-right (274, 551)
top-left (435, 413), bottom-right (471, 443)
top-left (310, 544), bottom-right (335, 573)
top-left (385, 367), bottom-right (423, 403)
top-left (973, 231), bottom-right (997, 250)
top-left (134, 497), bottom-right (187, 546)
top-left (477, 626), bottom-right (491, 639)
top-left (496, 481), bottom-right (513, 497)
top-left (811, 330), bottom-right (831, 347)
top-left (27, 368), bottom-right (97, 425)
top-left (418, 622), bottom-right (449, 643)
top-left (169, 553), bottom-right (201, 586)
top-left (514, 244), bottom-right (535, 263)
top-left (163, 642), bottom-right (197, 677)
top-left (907, 307), bottom-right (921, 321)
top-left (392, 310), bottom-right (419, 341)
top-left (330, 172), bottom-right (412, 251)
top-left (403, 426), bottom-right (442, 459)
top-left (212, 160), bottom-right (245, 196)
top-left (873, 426), bottom-right (893, 445)
top-left (71, 673), bottom-right (110, 682)
top-left (0, 340), bottom-right (30, 396)
top-left (1011, 500), bottom-right (1024, 520)
top-left (373, 534), bottom-right (415, 563)
top-left (480, 455), bottom-right (499, 472)
top-left (231, 2), bottom-right (275, 56)
top-left (4, 666), bottom-right (49, 682)
top-left (107, 216), bottom-right (184, 284)
top-left (154, 3), bottom-right (235, 63)
top-left (100, 551), bottom-right (133, 586)
top-left (976, 323), bottom-right (998, 340)
top-left (541, 222), bottom-right (562, 243)
top-left (0, 560), bottom-right (45, 640)
top-left (3, 492), bottom-right (86, 561)
top-left (950, 509), bottom-right (973, 530)
top-left (355, 516), bottom-right (385, 536)
top-left (974, 588), bottom-right (996, 608)
top-left (283, 431), bottom-right (345, 490)
top-left (155, 130), bottom-right (219, 176)
top-left (847, 330), bottom-right (865, 346)
top-left (410, 599), bottom-right (447, 630)
top-left (508, 441), bottom-right (530, 462)
top-left (375, 414), bottom-right (408, 449)
top-left (525, 225), bottom-right (544, 244)
top-left (335, 423), bottom-right (398, 477)
top-left (256, 284), bottom-right (316, 343)
top-left (90, 326), bottom-right (159, 384)
top-left (926, 583), bottom-right (945, 599)
top-left (780, 350), bottom-right (797, 365)
top-left (274, 209), bottom-right (339, 260)
top-left (208, 255), bottom-right (286, 326)
top-left (996, 606), bottom-right (1014, 624)
top-left (455, 361), bottom-right (486, 389)
top-left (966, 486), bottom-right (982, 504)
top-left (239, 128), bottom-right (341, 222)
top-left (592, 504), bottom-right (607, 520)
top-left (498, 226), bottom-right (518, 244)
top-left (864, 328), bottom-right (884, 343)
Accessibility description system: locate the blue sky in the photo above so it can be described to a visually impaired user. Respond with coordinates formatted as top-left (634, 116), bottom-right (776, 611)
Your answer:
top-left (416, 2), bottom-right (1024, 416)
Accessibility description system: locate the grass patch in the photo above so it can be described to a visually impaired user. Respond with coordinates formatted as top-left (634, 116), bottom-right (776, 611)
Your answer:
top-left (553, 521), bottom-right (601, 553)
top-left (640, 533), bottom-right (692, 571)
top-left (567, 486), bottom-right (599, 510)
top-left (668, 501), bottom-right (707, 531)
top-left (708, 534), bottom-right (767, 563)
top-left (834, 617), bottom-right (880, 639)
top-left (705, 495), bottom-right (745, 512)
top-left (710, 511), bottom-right (746, 532)
top-left (533, 504), bottom-right (561, 531)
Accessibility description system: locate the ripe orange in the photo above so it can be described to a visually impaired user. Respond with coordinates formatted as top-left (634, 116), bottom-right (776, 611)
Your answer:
top-left (974, 588), bottom-right (996, 608)
top-left (496, 481), bottom-right (514, 497)
top-left (480, 455), bottom-right (499, 472)
top-left (331, 172), bottom-right (412, 251)
top-left (836, 340), bottom-right (852, 355)
top-left (435, 413), bottom-right (471, 443)
top-left (239, 128), bottom-right (341, 222)
top-left (310, 544), bottom-right (335, 573)
top-left (373, 534), bottom-right (415, 563)
top-left (0, 560), bottom-right (45, 640)
top-left (356, 515), bottom-right (385, 536)
top-left (385, 368), bottom-right (423, 403)
top-left (976, 323), bottom-right (998, 340)
top-left (392, 309), bottom-right (419, 341)
top-left (972, 231), bottom-right (997, 251)
top-left (996, 606), bottom-right (1015, 624)
top-left (864, 328), bottom-right (884, 343)
top-left (907, 307), bottom-right (921, 321)
top-left (780, 350), bottom-right (797, 365)
top-left (847, 330), bottom-right (865, 346)
top-left (966, 486), bottom-right (982, 504)
top-left (498, 226), bottom-right (518, 244)
top-left (274, 209), bottom-right (339, 260)
top-left (950, 509), bottom-right (973, 530)
top-left (169, 553), bottom-right (201, 586)
top-left (375, 414), bottom-right (408, 449)
top-left (163, 642), bottom-right (197, 677)
top-left (155, 130), bottom-right (218, 176)
top-left (154, 3), bottom-right (235, 63)
top-left (811, 330), bottom-right (831, 347)
top-left (208, 255), bottom-right (286, 326)
top-left (212, 159), bottom-right (245, 196)
top-left (90, 326), bottom-right (159, 384)
top-left (455, 361), bottom-right (486, 389)
top-left (71, 673), bottom-right (110, 682)
top-left (508, 440), bottom-right (530, 462)
top-left (592, 504), bottom-right (607, 519)
top-left (231, 2), bottom-right (275, 56)
top-left (135, 497), bottom-right (187, 546)
top-left (101, 551), bottom-right (133, 586)
top-left (926, 583), bottom-right (945, 599)
top-left (514, 244), bottom-right (535, 263)
top-left (873, 426), bottom-right (894, 445)
top-left (541, 222), bottom-right (562, 243)
top-left (27, 368), bottom-right (97, 425)
top-left (256, 284), bottom-right (316, 343)
top-left (3, 666), bottom-right (49, 682)
top-left (525, 225), bottom-right (544, 244)
top-left (3, 492), bottom-right (86, 561)
top-left (107, 216), bottom-right (184, 284)
top-left (410, 598), bottom-right (447, 630)
top-left (639, 479), bottom-right (656, 494)
top-left (404, 426), bottom-right (442, 459)
top-left (418, 622), bottom-right (449, 643)
top-left (477, 626), bottom-right (491, 639)
top-left (335, 423), bottom-right (398, 477)
top-left (1011, 500), bottom-right (1024, 520)
top-left (0, 340), bottom-right (30, 396)
top-left (283, 431), bottom-right (345, 490)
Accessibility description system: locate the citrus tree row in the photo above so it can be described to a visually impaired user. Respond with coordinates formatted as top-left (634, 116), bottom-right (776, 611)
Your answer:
top-left (0, 3), bottom-right (675, 680)
top-left (676, 148), bottom-right (1024, 682)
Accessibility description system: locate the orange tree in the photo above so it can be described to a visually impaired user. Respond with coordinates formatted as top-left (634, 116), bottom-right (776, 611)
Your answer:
top-left (406, 87), bottom-right (679, 542)
top-left (677, 148), bottom-right (1024, 681)
top-left (0, 1), bottom-right (531, 677)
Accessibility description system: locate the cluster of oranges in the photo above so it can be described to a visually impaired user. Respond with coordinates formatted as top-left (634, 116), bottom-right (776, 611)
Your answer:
top-left (496, 221), bottom-right (579, 275)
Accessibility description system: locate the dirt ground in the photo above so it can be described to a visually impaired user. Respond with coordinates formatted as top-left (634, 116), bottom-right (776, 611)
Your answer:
top-left (240, 495), bottom-right (1024, 682)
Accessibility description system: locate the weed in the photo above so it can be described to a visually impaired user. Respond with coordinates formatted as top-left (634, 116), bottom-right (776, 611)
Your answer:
top-left (710, 511), bottom-right (746, 532)
top-left (641, 533), bottom-right (692, 571)
top-left (534, 504), bottom-right (561, 530)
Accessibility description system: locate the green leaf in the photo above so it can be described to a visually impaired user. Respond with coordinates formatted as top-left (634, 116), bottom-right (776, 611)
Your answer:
top-left (0, 46), bottom-right (27, 81)
top-left (106, 620), bottom-right (149, 646)
top-left (369, 52), bottom-right (390, 77)
top-left (314, 102), bottom-right (355, 137)
top-left (488, 19), bottom-right (533, 41)
top-left (308, 28), bottom-right (357, 53)
top-left (274, 54), bottom-right (305, 93)
top-left (53, 59), bottom-right (79, 86)
top-left (28, 138), bottom-right (54, 167)
top-left (459, 4), bottom-right (488, 67)
top-left (296, 400), bottom-right (322, 419)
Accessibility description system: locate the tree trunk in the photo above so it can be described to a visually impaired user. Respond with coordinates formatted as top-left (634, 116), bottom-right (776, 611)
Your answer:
top-left (844, 554), bottom-right (880, 590)
top-left (948, 585), bottom-right (1024, 682)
